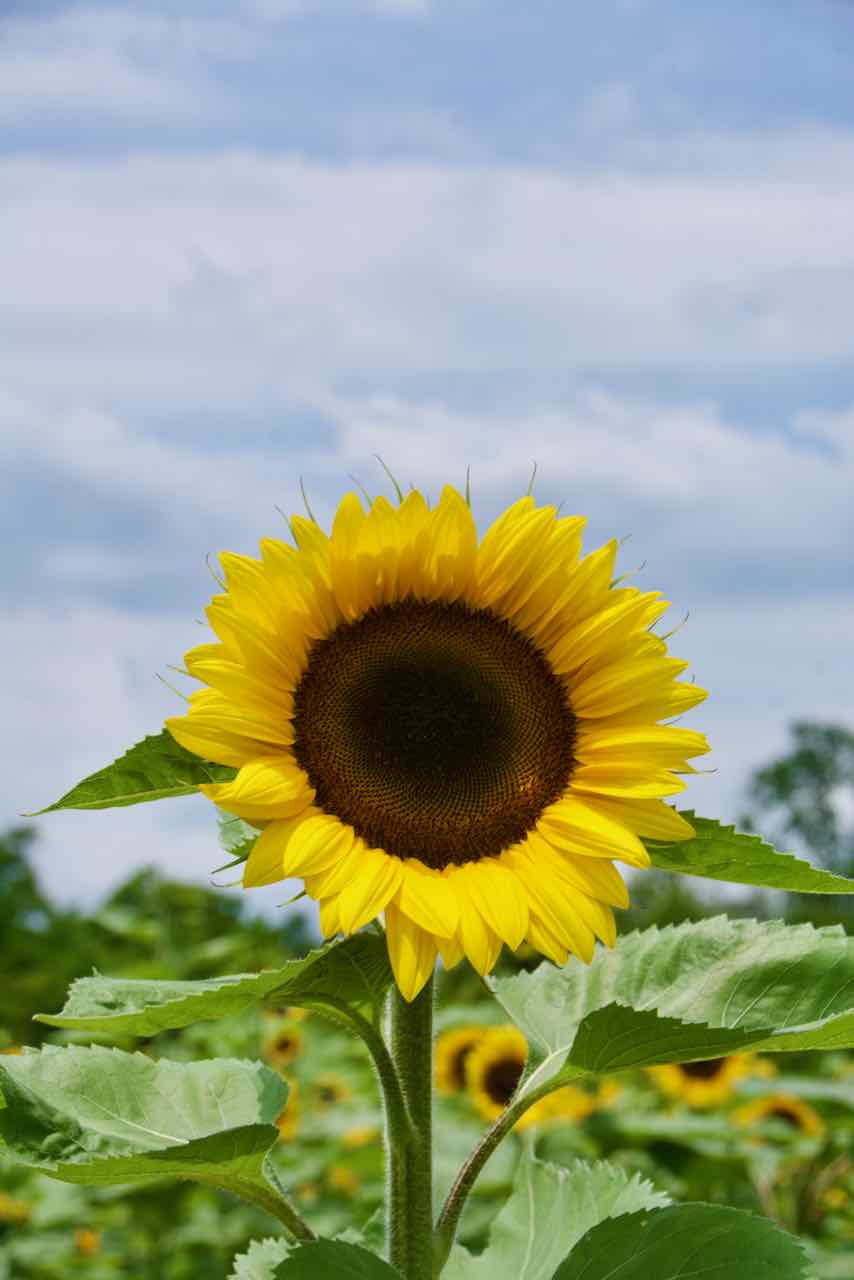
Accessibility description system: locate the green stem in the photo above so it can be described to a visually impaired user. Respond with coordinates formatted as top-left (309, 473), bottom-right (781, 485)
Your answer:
top-left (433, 1081), bottom-right (555, 1273)
top-left (389, 978), bottom-right (434, 1280)
top-left (304, 997), bottom-right (411, 1145)
top-left (200, 1169), bottom-right (316, 1242)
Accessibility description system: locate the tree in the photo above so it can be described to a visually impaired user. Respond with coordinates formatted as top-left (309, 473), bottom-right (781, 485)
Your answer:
top-left (740, 722), bottom-right (854, 874)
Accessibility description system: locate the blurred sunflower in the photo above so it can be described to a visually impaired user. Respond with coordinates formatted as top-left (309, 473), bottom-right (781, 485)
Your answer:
top-left (647, 1054), bottom-right (762, 1108)
top-left (464, 1025), bottom-right (561, 1129)
top-left (167, 485), bottom-right (708, 999)
top-left (435, 1026), bottom-right (487, 1094)
top-left (733, 1093), bottom-right (825, 1138)
top-left (543, 1083), bottom-right (596, 1123)
top-left (313, 1073), bottom-right (353, 1106)
top-left (276, 1080), bottom-right (300, 1141)
top-left (74, 1229), bottom-right (102, 1257)
top-left (327, 1165), bottom-right (361, 1196)
top-left (263, 1024), bottom-right (304, 1068)
top-left (0, 1191), bottom-right (31, 1225)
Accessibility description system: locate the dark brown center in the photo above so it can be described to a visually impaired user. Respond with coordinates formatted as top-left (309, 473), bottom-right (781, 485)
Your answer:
top-left (680, 1058), bottom-right (727, 1080)
top-left (292, 599), bottom-right (576, 869)
top-left (483, 1055), bottom-right (525, 1106)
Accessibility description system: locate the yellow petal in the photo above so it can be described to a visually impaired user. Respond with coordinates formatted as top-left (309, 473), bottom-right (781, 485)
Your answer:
top-left (474, 504), bottom-right (557, 610)
top-left (568, 655), bottom-right (690, 718)
top-left (336, 849), bottom-right (404, 933)
top-left (547, 591), bottom-right (668, 677)
top-left (319, 896), bottom-right (342, 938)
top-left (424, 486), bottom-right (477, 601)
top-left (395, 860), bottom-right (459, 939)
top-left (384, 902), bottom-right (438, 1001)
top-left (572, 765), bottom-right (687, 799)
top-left (451, 875), bottom-right (503, 975)
top-left (396, 490), bottom-right (433, 597)
top-left (525, 911), bottom-right (570, 966)
top-left (242, 817), bottom-right (297, 888)
top-left (200, 757), bottom-right (314, 821)
top-left (459, 860), bottom-right (528, 949)
top-left (575, 725), bottom-right (711, 766)
top-left (509, 515), bottom-right (586, 633)
top-left (166, 715), bottom-right (263, 770)
top-left (591, 680), bottom-right (708, 726)
top-left (437, 932), bottom-right (464, 969)
top-left (279, 813), bottom-right (355, 876)
top-left (538, 796), bottom-right (650, 867)
top-left (535, 540), bottom-right (618, 647)
top-left (580, 796), bottom-right (696, 842)
top-left (515, 832), bottom-right (629, 908)
top-left (302, 838), bottom-right (369, 898)
top-left (504, 846), bottom-right (597, 963)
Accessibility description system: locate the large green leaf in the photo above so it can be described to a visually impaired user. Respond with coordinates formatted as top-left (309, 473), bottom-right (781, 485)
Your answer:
top-left (274, 1241), bottom-right (401, 1278)
top-left (492, 916), bottom-right (854, 1092)
top-left (0, 1045), bottom-right (288, 1216)
top-left (28, 730), bottom-right (236, 813)
top-left (551, 1203), bottom-right (810, 1280)
top-left (35, 934), bottom-right (393, 1037)
top-left (649, 813), bottom-right (854, 893)
top-left (442, 1155), bottom-right (668, 1280)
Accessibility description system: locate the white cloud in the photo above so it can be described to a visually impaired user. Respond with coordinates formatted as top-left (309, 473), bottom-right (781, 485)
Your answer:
top-left (1, 141), bottom-right (853, 420)
top-left (0, 7), bottom-right (255, 121)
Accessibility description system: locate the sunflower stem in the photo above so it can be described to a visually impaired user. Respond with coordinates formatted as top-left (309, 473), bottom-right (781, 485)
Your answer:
top-left (432, 1080), bottom-right (557, 1273)
top-left (389, 978), bottom-right (434, 1280)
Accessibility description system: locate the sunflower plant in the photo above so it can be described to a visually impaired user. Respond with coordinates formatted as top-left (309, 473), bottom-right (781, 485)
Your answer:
top-left (8, 481), bottom-right (854, 1280)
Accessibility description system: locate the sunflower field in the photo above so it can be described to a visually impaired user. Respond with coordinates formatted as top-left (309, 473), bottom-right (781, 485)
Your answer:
top-left (2, 489), bottom-right (853, 1279)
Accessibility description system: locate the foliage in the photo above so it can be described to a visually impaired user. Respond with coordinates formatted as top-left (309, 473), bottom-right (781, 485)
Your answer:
top-left (741, 721), bottom-right (854, 873)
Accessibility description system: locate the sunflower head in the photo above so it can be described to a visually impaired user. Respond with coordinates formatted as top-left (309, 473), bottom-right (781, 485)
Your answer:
top-left (733, 1093), bottom-right (825, 1138)
top-left (0, 1192), bottom-right (32, 1226)
top-left (313, 1073), bottom-right (353, 1107)
top-left (435, 1026), bottom-right (488, 1094)
top-left (263, 1024), bottom-right (304, 1068)
top-left (73, 1229), bottom-right (102, 1258)
top-left (168, 484), bottom-right (708, 999)
top-left (465, 1026), bottom-right (533, 1126)
top-left (647, 1054), bottom-right (757, 1109)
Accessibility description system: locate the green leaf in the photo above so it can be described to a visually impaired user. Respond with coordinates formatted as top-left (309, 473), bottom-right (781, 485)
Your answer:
top-left (28, 730), bottom-right (236, 813)
top-left (551, 1203), bottom-right (810, 1280)
top-left (442, 1155), bottom-right (668, 1280)
top-left (230, 1239), bottom-right (293, 1280)
top-left (35, 933), bottom-right (393, 1036)
top-left (649, 812), bottom-right (854, 893)
top-left (0, 1045), bottom-right (288, 1217)
top-left (492, 916), bottom-right (854, 1091)
top-left (274, 1241), bottom-right (401, 1278)
top-left (215, 811), bottom-right (259, 873)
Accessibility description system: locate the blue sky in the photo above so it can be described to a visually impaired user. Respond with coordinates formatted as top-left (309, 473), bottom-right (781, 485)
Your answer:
top-left (2, 0), bottom-right (853, 914)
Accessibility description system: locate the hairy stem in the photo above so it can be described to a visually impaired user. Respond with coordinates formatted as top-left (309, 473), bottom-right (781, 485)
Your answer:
top-left (433, 1080), bottom-right (556, 1273)
top-left (304, 996), bottom-right (412, 1145)
top-left (201, 1168), bottom-right (316, 1242)
top-left (389, 979), bottom-right (434, 1280)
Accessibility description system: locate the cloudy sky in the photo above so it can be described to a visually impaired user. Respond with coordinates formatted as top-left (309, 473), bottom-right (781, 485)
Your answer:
top-left (2, 0), bottom-right (853, 919)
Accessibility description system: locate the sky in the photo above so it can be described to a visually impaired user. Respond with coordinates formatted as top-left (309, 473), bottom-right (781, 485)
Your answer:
top-left (2, 0), bottom-right (853, 922)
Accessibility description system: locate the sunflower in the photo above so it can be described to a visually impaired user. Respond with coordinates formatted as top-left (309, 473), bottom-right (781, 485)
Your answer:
top-left (647, 1054), bottom-right (759, 1108)
top-left (263, 1023), bottom-right (304, 1068)
top-left (435, 1026), bottom-right (488, 1094)
top-left (0, 1191), bottom-right (32, 1225)
top-left (167, 485), bottom-right (708, 999)
top-left (313, 1073), bottom-right (353, 1106)
top-left (73, 1229), bottom-right (102, 1257)
top-left (733, 1093), bottom-right (825, 1138)
top-left (276, 1080), bottom-right (300, 1141)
